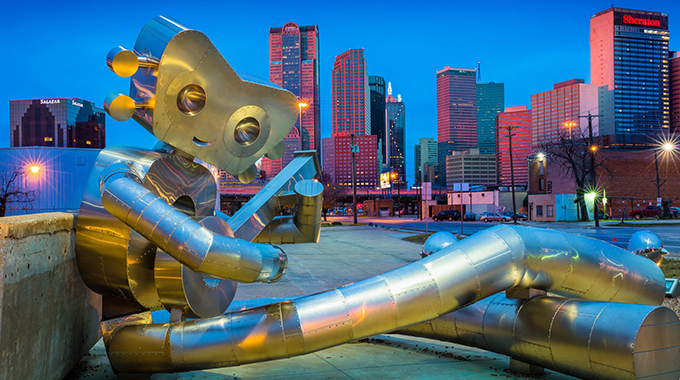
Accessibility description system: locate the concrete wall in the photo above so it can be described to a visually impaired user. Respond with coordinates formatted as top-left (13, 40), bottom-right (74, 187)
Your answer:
top-left (0, 212), bottom-right (101, 380)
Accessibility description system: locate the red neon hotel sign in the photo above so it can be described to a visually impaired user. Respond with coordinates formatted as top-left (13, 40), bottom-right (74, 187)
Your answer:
top-left (623, 14), bottom-right (661, 27)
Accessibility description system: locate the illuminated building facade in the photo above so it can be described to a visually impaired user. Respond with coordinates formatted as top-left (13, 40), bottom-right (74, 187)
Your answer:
top-left (445, 148), bottom-right (497, 188)
top-left (477, 82), bottom-right (505, 155)
top-left (323, 48), bottom-right (376, 188)
top-left (369, 75), bottom-right (387, 170)
top-left (10, 98), bottom-right (105, 148)
top-left (436, 66), bottom-right (477, 188)
top-left (386, 85), bottom-right (406, 188)
top-left (530, 79), bottom-right (599, 149)
top-left (269, 22), bottom-right (320, 152)
top-left (331, 49), bottom-right (370, 136)
top-left (322, 133), bottom-right (377, 189)
top-left (497, 106), bottom-right (532, 186)
top-left (590, 8), bottom-right (670, 144)
top-left (671, 52), bottom-right (680, 133)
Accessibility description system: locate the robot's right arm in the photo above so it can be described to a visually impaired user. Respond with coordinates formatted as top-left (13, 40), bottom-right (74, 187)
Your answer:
top-left (99, 163), bottom-right (287, 283)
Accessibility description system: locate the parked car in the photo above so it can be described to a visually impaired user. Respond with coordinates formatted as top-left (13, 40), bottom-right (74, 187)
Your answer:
top-left (433, 209), bottom-right (461, 221)
top-left (463, 212), bottom-right (476, 221)
top-left (597, 210), bottom-right (610, 220)
top-left (480, 212), bottom-right (511, 222)
top-left (629, 205), bottom-right (678, 219)
top-left (501, 211), bottom-right (528, 221)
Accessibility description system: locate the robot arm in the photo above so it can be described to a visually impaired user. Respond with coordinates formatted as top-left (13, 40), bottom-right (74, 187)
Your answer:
top-left (100, 163), bottom-right (286, 283)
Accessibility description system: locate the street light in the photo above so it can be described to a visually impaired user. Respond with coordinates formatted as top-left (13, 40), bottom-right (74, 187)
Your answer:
top-left (28, 165), bottom-right (41, 175)
top-left (563, 121), bottom-right (577, 139)
top-left (391, 172), bottom-right (401, 217)
top-left (297, 101), bottom-right (308, 131)
top-left (654, 139), bottom-right (676, 200)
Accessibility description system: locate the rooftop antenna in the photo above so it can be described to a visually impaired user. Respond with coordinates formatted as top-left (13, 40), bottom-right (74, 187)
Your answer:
top-left (477, 62), bottom-right (482, 83)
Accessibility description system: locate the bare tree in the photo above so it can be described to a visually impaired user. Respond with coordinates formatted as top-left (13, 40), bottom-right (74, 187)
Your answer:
top-left (320, 174), bottom-right (345, 221)
top-left (0, 168), bottom-right (38, 217)
top-left (540, 129), bottom-right (609, 221)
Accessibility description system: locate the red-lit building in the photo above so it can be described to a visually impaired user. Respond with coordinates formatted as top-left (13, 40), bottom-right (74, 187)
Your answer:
top-left (267, 22), bottom-right (320, 176)
top-left (322, 133), bottom-right (377, 189)
top-left (530, 79), bottom-right (599, 149)
top-left (671, 52), bottom-right (680, 134)
top-left (260, 127), bottom-right (301, 180)
top-left (497, 106), bottom-right (532, 186)
top-left (323, 48), bottom-right (377, 189)
top-left (436, 66), bottom-right (477, 187)
top-left (331, 49), bottom-right (370, 136)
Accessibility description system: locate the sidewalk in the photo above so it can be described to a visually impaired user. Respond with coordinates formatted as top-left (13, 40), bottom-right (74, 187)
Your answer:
top-left (68, 226), bottom-right (577, 380)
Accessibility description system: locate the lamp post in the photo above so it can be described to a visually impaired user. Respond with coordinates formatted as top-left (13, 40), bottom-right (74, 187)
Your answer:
top-left (578, 112), bottom-right (601, 227)
top-left (563, 121), bottom-right (577, 140)
top-left (654, 141), bottom-right (674, 200)
top-left (297, 101), bottom-right (308, 130)
top-left (501, 126), bottom-right (518, 224)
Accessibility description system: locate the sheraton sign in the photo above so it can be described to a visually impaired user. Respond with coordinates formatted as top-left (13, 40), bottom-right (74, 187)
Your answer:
top-left (623, 14), bottom-right (661, 27)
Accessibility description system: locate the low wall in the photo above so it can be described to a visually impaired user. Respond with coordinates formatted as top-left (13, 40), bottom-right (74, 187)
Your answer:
top-left (0, 212), bottom-right (101, 380)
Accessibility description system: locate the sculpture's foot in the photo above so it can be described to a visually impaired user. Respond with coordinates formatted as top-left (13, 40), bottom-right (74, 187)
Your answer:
top-left (509, 359), bottom-right (545, 376)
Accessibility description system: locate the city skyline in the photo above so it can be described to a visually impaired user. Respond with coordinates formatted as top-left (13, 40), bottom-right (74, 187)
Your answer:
top-left (2, 1), bottom-right (679, 187)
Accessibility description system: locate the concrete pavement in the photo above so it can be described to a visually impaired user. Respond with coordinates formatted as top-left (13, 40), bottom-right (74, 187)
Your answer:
top-left (68, 225), bottom-right (578, 380)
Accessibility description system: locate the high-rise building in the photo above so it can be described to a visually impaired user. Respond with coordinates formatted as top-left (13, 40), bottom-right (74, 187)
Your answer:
top-left (414, 137), bottom-right (438, 184)
top-left (436, 66), bottom-right (477, 188)
top-left (269, 22), bottom-right (320, 152)
top-left (386, 84), bottom-right (406, 188)
top-left (671, 52), bottom-right (680, 134)
top-left (266, 22), bottom-right (319, 178)
top-left (477, 82), bottom-right (505, 155)
top-left (530, 79), bottom-right (599, 149)
top-left (323, 48), bottom-right (376, 188)
top-left (369, 75), bottom-right (387, 169)
top-left (10, 98), bottom-right (105, 149)
top-left (331, 49), bottom-right (370, 136)
top-left (445, 148), bottom-right (497, 188)
top-left (590, 8), bottom-right (670, 144)
top-left (497, 106), bottom-right (532, 186)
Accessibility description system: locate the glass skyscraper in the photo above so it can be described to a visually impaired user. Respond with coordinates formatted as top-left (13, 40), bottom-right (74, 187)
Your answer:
top-left (436, 66), bottom-right (477, 189)
top-left (369, 75), bottom-right (387, 170)
top-left (476, 82), bottom-right (504, 155)
top-left (590, 7), bottom-right (669, 145)
top-left (10, 98), bottom-right (105, 149)
top-left (386, 87), bottom-right (406, 188)
top-left (269, 22), bottom-right (320, 152)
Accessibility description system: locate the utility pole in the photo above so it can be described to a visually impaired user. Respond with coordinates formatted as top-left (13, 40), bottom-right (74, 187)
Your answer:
top-left (501, 126), bottom-right (518, 224)
top-left (578, 112), bottom-right (601, 227)
top-left (350, 133), bottom-right (358, 225)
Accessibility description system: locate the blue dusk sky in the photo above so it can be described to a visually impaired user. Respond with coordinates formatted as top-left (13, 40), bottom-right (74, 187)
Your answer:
top-left (1, 0), bottom-right (679, 185)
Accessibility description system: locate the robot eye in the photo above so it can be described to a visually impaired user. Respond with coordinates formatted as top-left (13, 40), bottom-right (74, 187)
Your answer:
top-left (177, 84), bottom-right (206, 116)
top-left (234, 117), bottom-right (261, 146)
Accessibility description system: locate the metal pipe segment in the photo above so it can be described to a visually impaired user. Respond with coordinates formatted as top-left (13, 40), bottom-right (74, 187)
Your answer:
top-left (399, 294), bottom-right (680, 380)
top-left (106, 225), bottom-right (665, 373)
top-left (99, 164), bottom-right (287, 284)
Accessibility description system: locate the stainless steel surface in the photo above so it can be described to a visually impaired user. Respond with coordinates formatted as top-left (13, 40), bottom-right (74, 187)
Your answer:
top-left (421, 231), bottom-right (458, 257)
top-left (228, 151), bottom-right (322, 243)
top-left (399, 294), bottom-right (680, 380)
top-left (628, 230), bottom-right (668, 265)
top-left (105, 225), bottom-right (666, 373)
top-left (99, 161), bottom-right (287, 284)
top-left (107, 16), bottom-right (299, 179)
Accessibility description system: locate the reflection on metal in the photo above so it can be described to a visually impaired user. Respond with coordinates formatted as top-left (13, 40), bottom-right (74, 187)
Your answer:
top-left (79, 15), bottom-right (674, 379)
top-left (421, 231), bottom-right (458, 258)
top-left (104, 225), bottom-right (665, 373)
top-left (399, 294), bottom-right (680, 380)
top-left (105, 16), bottom-right (299, 180)
top-left (227, 151), bottom-right (322, 243)
top-left (628, 230), bottom-right (668, 265)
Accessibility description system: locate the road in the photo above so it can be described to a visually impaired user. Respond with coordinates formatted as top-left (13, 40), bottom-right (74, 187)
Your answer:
top-left (326, 216), bottom-right (680, 257)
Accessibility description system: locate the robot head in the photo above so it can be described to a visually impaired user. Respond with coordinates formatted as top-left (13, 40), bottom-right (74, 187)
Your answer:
top-left (104, 16), bottom-right (297, 183)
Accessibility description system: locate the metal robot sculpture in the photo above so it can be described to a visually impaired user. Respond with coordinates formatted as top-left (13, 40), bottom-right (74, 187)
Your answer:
top-left (76, 17), bottom-right (679, 380)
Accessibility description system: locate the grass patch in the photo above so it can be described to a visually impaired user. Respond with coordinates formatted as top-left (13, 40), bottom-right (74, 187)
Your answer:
top-left (661, 259), bottom-right (680, 278)
top-left (402, 233), bottom-right (434, 245)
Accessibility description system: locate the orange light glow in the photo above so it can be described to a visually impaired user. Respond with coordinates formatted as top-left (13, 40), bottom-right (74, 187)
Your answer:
top-left (298, 101), bottom-right (309, 109)
top-left (590, 146), bottom-right (598, 152)
top-left (29, 165), bottom-right (41, 175)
